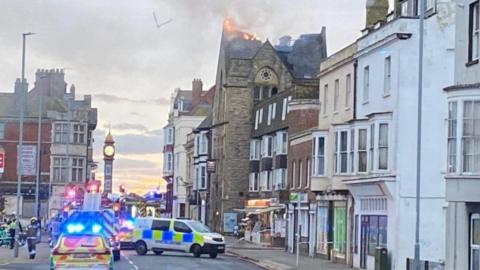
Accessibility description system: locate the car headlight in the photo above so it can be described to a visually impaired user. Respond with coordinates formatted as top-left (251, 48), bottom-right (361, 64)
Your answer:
top-left (204, 236), bottom-right (213, 241)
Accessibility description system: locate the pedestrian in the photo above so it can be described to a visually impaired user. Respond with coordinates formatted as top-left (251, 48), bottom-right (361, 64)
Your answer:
top-left (26, 217), bottom-right (39, 259)
top-left (50, 217), bottom-right (61, 247)
top-left (8, 218), bottom-right (16, 249)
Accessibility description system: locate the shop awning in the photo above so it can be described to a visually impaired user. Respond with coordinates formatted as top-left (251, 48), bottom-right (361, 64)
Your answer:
top-left (233, 205), bottom-right (285, 215)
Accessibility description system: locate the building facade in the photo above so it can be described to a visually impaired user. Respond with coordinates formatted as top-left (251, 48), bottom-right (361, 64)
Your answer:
top-left (444, 0), bottom-right (480, 269)
top-left (345, 1), bottom-right (455, 269)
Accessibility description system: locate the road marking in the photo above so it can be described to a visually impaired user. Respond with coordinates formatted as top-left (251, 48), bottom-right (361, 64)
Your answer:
top-left (122, 252), bottom-right (139, 270)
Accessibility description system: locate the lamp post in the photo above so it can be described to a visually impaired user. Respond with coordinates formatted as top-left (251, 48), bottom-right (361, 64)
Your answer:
top-left (414, 0), bottom-right (425, 269)
top-left (14, 32), bottom-right (35, 258)
top-left (35, 75), bottom-right (46, 227)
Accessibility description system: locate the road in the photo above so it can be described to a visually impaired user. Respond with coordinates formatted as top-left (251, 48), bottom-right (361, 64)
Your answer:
top-left (0, 248), bottom-right (262, 270)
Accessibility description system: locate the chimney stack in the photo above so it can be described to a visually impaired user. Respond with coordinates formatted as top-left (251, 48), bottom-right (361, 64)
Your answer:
top-left (192, 78), bottom-right (203, 108)
top-left (365, 0), bottom-right (389, 28)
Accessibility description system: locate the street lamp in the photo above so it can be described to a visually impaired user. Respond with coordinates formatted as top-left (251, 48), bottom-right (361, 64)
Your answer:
top-left (35, 75), bottom-right (46, 227)
top-left (14, 32), bottom-right (35, 258)
top-left (414, 0), bottom-right (426, 269)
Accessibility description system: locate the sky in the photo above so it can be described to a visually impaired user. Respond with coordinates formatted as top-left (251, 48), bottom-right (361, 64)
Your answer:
top-left (0, 0), bottom-right (377, 194)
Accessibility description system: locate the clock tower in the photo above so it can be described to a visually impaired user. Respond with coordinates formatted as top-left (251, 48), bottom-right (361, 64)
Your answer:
top-left (103, 129), bottom-right (115, 193)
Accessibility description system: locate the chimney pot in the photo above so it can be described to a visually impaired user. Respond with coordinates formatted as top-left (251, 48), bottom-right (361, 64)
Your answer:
top-left (366, 0), bottom-right (389, 28)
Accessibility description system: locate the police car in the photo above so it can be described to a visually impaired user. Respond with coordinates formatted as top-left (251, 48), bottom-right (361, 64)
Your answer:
top-left (132, 218), bottom-right (225, 258)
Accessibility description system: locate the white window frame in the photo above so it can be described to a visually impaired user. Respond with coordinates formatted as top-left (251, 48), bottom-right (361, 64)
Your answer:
top-left (384, 56), bottom-right (391, 96)
top-left (345, 74), bottom-right (351, 109)
top-left (199, 132), bottom-right (208, 155)
top-left (471, 1), bottom-right (480, 61)
top-left (267, 104), bottom-right (272, 126)
top-left (461, 100), bottom-right (480, 174)
top-left (334, 129), bottom-right (350, 174)
top-left (273, 168), bottom-right (287, 190)
top-left (259, 108), bottom-right (263, 124)
top-left (447, 101), bottom-right (458, 173)
top-left (297, 160), bottom-right (303, 189)
top-left (276, 131), bottom-right (288, 155)
top-left (323, 84), bottom-right (328, 115)
top-left (165, 127), bottom-right (174, 145)
top-left (262, 136), bottom-right (273, 158)
top-left (73, 123), bottom-right (86, 144)
top-left (165, 152), bottom-right (173, 172)
top-left (334, 79), bottom-right (339, 113)
top-left (272, 102), bottom-right (277, 120)
top-left (357, 127), bottom-right (368, 173)
top-left (369, 123), bottom-right (376, 172)
top-left (71, 157), bottom-right (84, 182)
top-left (306, 159), bottom-right (311, 188)
top-left (250, 140), bottom-right (261, 160)
top-left (255, 110), bottom-right (259, 130)
top-left (312, 133), bottom-right (327, 177)
top-left (291, 161), bottom-right (296, 190)
top-left (470, 213), bottom-right (480, 270)
top-left (282, 98), bottom-right (288, 120)
top-left (199, 164), bottom-right (207, 190)
top-left (378, 123), bottom-right (389, 171)
top-left (363, 66), bottom-right (370, 103)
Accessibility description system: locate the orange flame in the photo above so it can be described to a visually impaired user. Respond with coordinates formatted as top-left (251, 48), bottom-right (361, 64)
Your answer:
top-left (223, 17), bottom-right (258, 41)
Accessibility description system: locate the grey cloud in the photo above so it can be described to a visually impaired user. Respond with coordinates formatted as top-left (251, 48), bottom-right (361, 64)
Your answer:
top-left (102, 123), bottom-right (149, 132)
top-left (94, 94), bottom-right (169, 106)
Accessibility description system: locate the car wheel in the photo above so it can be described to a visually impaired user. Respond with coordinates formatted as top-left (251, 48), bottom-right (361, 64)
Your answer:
top-left (135, 241), bottom-right (148, 256)
top-left (153, 250), bottom-right (163, 255)
top-left (191, 244), bottom-right (202, 258)
top-left (113, 249), bottom-right (121, 261)
top-left (209, 253), bottom-right (218, 259)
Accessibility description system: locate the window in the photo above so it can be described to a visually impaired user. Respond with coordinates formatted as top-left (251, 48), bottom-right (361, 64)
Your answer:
top-left (272, 102), bottom-right (277, 120)
top-left (298, 160), bottom-right (303, 188)
top-left (52, 157), bottom-right (68, 183)
top-left (462, 100), bottom-right (480, 173)
top-left (194, 135), bottom-right (200, 156)
top-left (199, 133), bottom-right (208, 155)
top-left (71, 158), bottom-right (84, 182)
top-left (334, 79), bottom-right (339, 112)
top-left (249, 173), bottom-right (259, 192)
top-left (267, 170), bottom-right (273, 191)
top-left (166, 127), bottom-right (174, 145)
top-left (469, 1), bottom-right (479, 62)
top-left (369, 124), bottom-right (375, 171)
top-left (358, 129), bottom-right (368, 172)
top-left (152, 220), bottom-right (170, 231)
top-left (447, 101), bottom-right (457, 173)
top-left (260, 171), bottom-right (272, 191)
top-left (174, 221), bottom-right (192, 233)
top-left (363, 66), bottom-right (370, 103)
top-left (363, 215), bottom-right (388, 256)
top-left (471, 214), bottom-right (480, 270)
top-left (255, 110), bottom-right (259, 130)
top-left (345, 74), bottom-right (351, 109)
top-left (271, 87), bottom-right (278, 96)
top-left (259, 108), bottom-right (263, 124)
top-left (300, 210), bottom-right (308, 237)
top-left (282, 98), bottom-right (288, 120)
top-left (379, 124), bottom-right (389, 170)
top-left (313, 135), bottom-right (326, 176)
top-left (250, 140), bottom-right (261, 160)
top-left (291, 161), bottom-right (296, 189)
top-left (273, 168), bottom-right (287, 190)
top-left (254, 86), bottom-right (260, 100)
top-left (165, 152), bottom-right (173, 172)
top-left (262, 86), bottom-right (269, 99)
top-left (54, 123), bottom-right (69, 143)
top-left (267, 104), bottom-right (272, 126)
top-left (276, 131), bottom-right (288, 155)
top-left (350, 129), bottom-right (355, 173)
top-left (323, 84), bottom-right (328, 114)
top-left (337, 131), bottom-right (348, 173)
top-left (0, 123), bottom-right (4, 139)
top-left (306, 159), bottom-right (310, 188)
top-left (199, 164), bottom-right (207, 189)
top-left (73, 124), bottom-right (85, 144)
top-left (426, 0), bottom-right (436, 11)
top-left (262, 136), bottom-right (273, 157)
top-left (384, 57), bottom-right (391, 96)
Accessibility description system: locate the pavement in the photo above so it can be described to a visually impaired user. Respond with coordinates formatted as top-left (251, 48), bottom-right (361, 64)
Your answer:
top-left (225, 237), bottom-right (357, 270)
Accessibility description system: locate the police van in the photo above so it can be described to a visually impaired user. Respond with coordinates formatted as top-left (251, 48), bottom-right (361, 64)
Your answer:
top-left (132, 217), bottom-right (225, 258)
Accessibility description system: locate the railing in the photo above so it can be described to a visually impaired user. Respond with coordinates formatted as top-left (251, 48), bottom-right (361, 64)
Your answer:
top-left (406, 258), bottom-right (444, 270)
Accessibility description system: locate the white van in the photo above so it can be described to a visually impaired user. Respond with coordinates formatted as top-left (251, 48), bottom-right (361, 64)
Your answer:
top-left (132, 218), bottom-right (225, 258)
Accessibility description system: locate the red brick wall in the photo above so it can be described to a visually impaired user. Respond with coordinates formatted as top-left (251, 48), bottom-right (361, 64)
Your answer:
top-left (0, 121), bottom-right (51, 183)
top-left (288, 140), bottom-right (312, 190)
top-left (287, 108), bottom-right (319, 135)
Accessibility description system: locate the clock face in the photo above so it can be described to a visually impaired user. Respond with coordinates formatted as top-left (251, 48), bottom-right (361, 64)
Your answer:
top-left (104, 145), bottom-right (115, 157)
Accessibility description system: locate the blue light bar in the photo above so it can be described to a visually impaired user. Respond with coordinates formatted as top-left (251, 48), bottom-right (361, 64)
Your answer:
top-left (92, 224), bottom-right (102, 233)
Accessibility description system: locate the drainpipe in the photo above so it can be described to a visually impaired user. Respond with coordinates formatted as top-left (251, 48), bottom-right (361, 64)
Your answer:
top-left (353, 60), bottom-right (358, 120)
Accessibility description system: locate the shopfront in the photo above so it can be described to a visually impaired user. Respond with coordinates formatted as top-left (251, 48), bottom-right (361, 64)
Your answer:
top-left (235, 199), bottom-right (286, 246)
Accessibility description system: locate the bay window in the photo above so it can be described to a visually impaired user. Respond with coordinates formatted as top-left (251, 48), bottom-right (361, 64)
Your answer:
top-left (350, 129), bottom-right (355, 172)
top-left (198, 164), bottom-right (207, 190)
top-left (312, 135), bottom-right (326, 176)
top-left (267, 104), bottom-right (272, 126)
top-left (369, 124), bottom-right (375, 171)
top-left (462, 100), bottom-right (480, 173)
top-left (260, 171), bottom-right (272, 191)
top-left (334, 130), bottom-right (349, 174)
top-left (165, 127), bottom-right (174, 145)
top-left (273, 168), bottom-right (287, 190)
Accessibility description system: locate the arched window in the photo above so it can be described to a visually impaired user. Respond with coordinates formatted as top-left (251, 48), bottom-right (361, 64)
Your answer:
top-left (254, 86), bottom-right (260, 100)
top-left (291, 161), bottom-right (296, 189)
top-left (271, 87), bottom-right (278, 96)
top-left (298, 160), bottom-right (303, 189)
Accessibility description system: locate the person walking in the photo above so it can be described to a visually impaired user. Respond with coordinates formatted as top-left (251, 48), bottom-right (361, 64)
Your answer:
top-left (26, 217), bottom-right (39, 259)
top-left (8, 218), bottom-right (16, 249)
top-left (50, 216), bottom-right (61, 247)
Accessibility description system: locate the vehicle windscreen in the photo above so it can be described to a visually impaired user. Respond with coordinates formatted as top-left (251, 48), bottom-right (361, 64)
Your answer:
top-left (186, 221), bottom-right (211, 233)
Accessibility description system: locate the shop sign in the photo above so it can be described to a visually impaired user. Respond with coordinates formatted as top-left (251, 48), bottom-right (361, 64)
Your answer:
top-left (246, 199), bottom-right (273, 208)
top-left (19, 145), bottom-right (36, 176)
top-left (289, 192), bottom-right (308, 203)
top-left (0, 151), bottom-right (4, 174)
